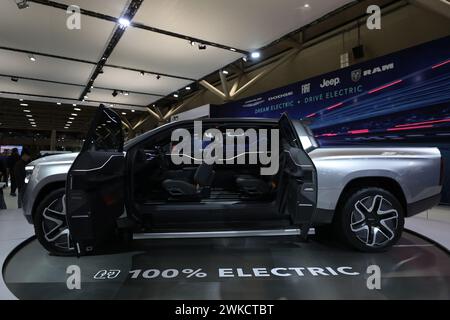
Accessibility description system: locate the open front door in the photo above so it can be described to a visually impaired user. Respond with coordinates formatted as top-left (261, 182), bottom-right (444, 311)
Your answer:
top-left (279, 114), bottom-right (318, 238)
top-left (66, 105), bottom-right (125, 255)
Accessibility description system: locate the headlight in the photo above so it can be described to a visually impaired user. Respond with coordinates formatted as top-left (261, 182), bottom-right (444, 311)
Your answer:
top-left (24, 165), bottom-right (35, 184)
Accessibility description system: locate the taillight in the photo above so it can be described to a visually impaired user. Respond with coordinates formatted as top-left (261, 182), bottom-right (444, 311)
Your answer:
top-left (440, 157), bottom-right (445, 186)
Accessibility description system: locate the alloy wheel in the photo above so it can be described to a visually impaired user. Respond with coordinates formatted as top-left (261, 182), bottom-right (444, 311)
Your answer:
top-left (41, 195), bottom-right (74, 252)
top-left (350, 195), bottom-right (399, 247)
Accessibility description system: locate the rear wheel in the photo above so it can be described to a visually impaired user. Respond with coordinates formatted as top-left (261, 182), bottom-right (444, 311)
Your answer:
top-left (34, 188), bottom-right (76, 256)
top-left (336, 187), bottom-right (404, 252)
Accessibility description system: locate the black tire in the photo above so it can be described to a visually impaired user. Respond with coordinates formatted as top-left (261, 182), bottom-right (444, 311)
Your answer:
top-left (33, 188), bottom-right (76, 256)
top-left (335, 187), bottom-right (404, 252)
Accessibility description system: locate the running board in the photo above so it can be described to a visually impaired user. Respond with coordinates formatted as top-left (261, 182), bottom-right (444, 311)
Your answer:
top-left (133, 228), bottom-right (315, 240)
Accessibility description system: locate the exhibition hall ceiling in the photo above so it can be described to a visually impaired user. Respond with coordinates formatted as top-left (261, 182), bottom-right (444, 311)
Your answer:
top-left (0, 0), bottom-right (354, 131)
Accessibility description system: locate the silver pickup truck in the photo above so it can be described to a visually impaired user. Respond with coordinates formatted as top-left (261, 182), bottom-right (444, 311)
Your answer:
top-left (22, 106), bottom-right (443, 256)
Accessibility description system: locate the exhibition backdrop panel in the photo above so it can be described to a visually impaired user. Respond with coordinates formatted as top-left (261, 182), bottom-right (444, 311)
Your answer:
top-left (211, 36), bottom-right (450, 204)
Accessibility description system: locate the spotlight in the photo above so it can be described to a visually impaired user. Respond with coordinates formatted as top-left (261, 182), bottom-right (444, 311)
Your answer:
top-left (185, 86), bottom-right (191, 90)
top-left (118, 18), bottom-right (130, 28)
top-left (251, 51), bottom-right (261, 59)
top-left (131, 109), bottom-right (135, 113)
top-left (15, 0), bottom-right (29, 9)
top-left (222, 70), bottom-right (229, 75)
top-left (156, 75), bottom-right (161, 80)
top-left (28, 54), bottom-right (36, 62)
top-left (230, 48), bottom-right (237, 52)
top-left (189, 41), bottom-right (197, 46)
top-left (140, 71), bottom-right (145, 76)
top-left (173, 93), bottom-right (179, 98)
top-left (198, 44), bottom-right (207, 50)
top-left (112, 90), bottom-right (118, 97)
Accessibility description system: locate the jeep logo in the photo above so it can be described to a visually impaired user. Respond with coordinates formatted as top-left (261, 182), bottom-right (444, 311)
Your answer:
top-left (320, 77), bottom-right (340, 88)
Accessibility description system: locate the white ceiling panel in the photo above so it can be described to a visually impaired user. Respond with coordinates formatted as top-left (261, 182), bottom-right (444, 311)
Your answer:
top-left (57, 0), bottom-right (130, 17)
top-left (88, 88), bottom-right (159, 106)
top-left (134, 0), bottom-right (354, 51)
top-left (0, 1), bottom-right (116, 61)
top-left (0, 77), bottom-right (82, 99)
top-left (0, 49), bottom-right (94, 84)
top-left (95, 66), bottom-right (192, 96)
top-left (108, 27), bottom-right (243, 79)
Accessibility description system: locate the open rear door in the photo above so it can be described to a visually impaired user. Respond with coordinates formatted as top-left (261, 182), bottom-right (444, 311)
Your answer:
top-left (66, 105), bottom-right (125, 255)
top-left (279, 114), bottom-right (318, 238)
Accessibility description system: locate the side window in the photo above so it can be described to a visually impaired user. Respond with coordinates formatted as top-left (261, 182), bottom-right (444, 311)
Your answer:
top-left (83, 108), bottom-right (124, 152)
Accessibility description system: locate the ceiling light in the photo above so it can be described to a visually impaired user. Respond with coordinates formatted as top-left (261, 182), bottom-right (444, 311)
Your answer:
top-left (26, 114), bottom-right (32, 117)
top-left (71, 113), bottom-right (78, 116)
top-left (173, 93), bottom-right (179, 98)
top-left (242, 56), bottom-right (248, 62)
top-left (28, 54), bottom-right (36, 62)
top-left (140, 71), bottom-right (145, 76)
top-left (67, 121), bottom-right (73, 124)
top-left (131, 109), bottom-right (135, 113)
top-left (230, 48), bottom-right (237, 52)
top-left (32, 125), bottom-right (36, 127)
top-left (189, 41), bottom-right (196, 46)
top-left (123, 92), bottom-right (129, 96)
top-left (112, 90), bottom-right (118, 97)
top-left (121, 112), bottom-right (127, 115)
top-left (20, 103), bottom-right (28, 106)
top-left (185, 86), bottom-right (191, 90)
top-left (15, 0), bottom-right (29, 9)
top-left (118, 18), bottom-right (130, 27)
top-left (72, 103), bottom-right (77, 107)
top-left (84, 95), bottom-right (89, 99)
top-left (304, 4), bottom-right (310, 8)
top-left (23, 109), bottom-right (31, 112)
top-left (251, 51), bottom-right (261, 59)
top-left (74, 108), bottom-right (81, 111)
top-left (64, 127), bottom-right (69, 129)
top-left (69, 117), bottom-right (75, 120)
top-left (57, 102), bottom-right (61, 105)
top-left (222, 70), bottom-right (229, 75)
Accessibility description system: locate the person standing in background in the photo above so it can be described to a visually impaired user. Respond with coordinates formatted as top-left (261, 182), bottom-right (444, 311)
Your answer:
top-left (0, 171), bottom-right (6, 210)
top-left (7, 148), bottom-right (20, 196)
top-left (0, 152), bottom-right (7, 184)
top-left (14, 149), bottom-right (30, 209)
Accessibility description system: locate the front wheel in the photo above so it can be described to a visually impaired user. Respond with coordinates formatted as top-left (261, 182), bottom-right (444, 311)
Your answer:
top-left (34, 188), bottom-right (76, 256)
top-left (336, 187), bottom-right (404, 252)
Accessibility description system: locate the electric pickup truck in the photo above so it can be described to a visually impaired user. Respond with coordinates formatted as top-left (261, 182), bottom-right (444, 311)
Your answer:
top-left (22, 105), bottom-right (443, 255)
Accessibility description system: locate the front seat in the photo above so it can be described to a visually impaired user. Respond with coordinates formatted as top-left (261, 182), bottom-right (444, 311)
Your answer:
top-left (235, 174), bottom-right (272, 197)
top-left (162, 163), bottom-right (215, 198)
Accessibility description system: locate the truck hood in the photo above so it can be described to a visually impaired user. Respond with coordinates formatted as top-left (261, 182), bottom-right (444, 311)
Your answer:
top-left (30, 152), bottom-right (79, 166)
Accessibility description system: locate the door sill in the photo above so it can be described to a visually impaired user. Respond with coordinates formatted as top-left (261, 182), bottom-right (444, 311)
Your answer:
top-left (133, 228), bottom-right (315, 240)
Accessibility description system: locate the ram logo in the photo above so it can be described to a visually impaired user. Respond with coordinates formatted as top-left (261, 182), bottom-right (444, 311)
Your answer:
top-left (351, 69), bottom-right (362, 82)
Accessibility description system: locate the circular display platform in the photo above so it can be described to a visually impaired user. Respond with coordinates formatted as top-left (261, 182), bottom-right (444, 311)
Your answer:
top-left (3, 231), bottom-right (450, 299)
